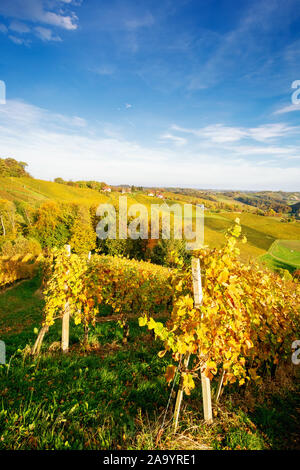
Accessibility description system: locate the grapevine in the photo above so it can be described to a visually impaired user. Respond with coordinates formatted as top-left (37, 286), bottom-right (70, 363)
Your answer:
top-left (139, 219), bottom-right (300, 394)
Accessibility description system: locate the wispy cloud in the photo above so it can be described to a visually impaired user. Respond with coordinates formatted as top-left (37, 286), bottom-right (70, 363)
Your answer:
top-left (171, 123), bottom-right (300, 143)
top-left (9, 20), bottom-right (30, 33)
top-left (187, 1), bottom-right (300, 91)
top-left (123, 13), bottom-right (154, 31)
top-left (0, 0), bottom-right (79, 29)
top-left (160, 133), bottom-right (187, 146)
top-left (0, 0), bottom-right (80, 44)
top-left (34, 26), bottom-right (61, 42)
top-left (0, 99), bottom-right (298, 190)
top-left (8, 35), bottom-right (30, 46)
top-left (273, 104), bottom-right (300, 115)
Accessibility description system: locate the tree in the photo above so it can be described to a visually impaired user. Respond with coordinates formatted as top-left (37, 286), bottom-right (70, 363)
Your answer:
top-left (0, 158), bottom-right (30, 177)
top-left (29, 201), bottom-right (71, 248)
top-left (70, 206), bottom-right (96, 254)
top-left (0, 199), bottom-right (16, 240)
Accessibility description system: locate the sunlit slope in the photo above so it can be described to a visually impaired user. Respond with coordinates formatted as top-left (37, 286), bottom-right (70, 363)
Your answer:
top-left (0, 177), bottom-right (155, 208)
top-left (0, 177), bottom-right (109, 205)
top-left (0, 177), bottom-right (181, 208)
top-left (259, 239), bottom-right (300, 272)
top-left (204, 212), bottom-right (300, 262)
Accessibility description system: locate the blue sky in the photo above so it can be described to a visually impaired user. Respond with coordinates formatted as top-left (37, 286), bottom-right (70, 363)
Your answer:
top-left (0, 0), bottom-right (300, 190)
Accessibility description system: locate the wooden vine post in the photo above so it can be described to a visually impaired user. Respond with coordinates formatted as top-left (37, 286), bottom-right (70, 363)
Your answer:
top-left (173, 256), bottom-right (212, 432)
top-left (192, 256), bottom-right (213, 424)
top-left (0, 340), bottom-right (6, 365)
top-left (61, 244), bottom-right (71, 353)
top-left (192, 257), bottom-right (213, 423)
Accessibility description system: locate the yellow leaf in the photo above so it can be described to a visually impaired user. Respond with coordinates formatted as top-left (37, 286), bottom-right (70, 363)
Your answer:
top-left (217, 269), bottom-right (229, 284)
top-left (158, 350), bottom-right (167, 358)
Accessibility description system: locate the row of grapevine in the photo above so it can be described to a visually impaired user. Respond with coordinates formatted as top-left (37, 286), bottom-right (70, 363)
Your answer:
top-left (41, 250), bottom-right (173, 332)
top-left (0, 253), bottom-right (43, 288)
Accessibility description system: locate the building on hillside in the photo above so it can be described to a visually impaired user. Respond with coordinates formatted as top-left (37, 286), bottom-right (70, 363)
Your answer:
top-left (102, 186), bottom-right (111, 192)
top-left (148, 192), bottom-right (154, 197)
top-left (156, 192), bottom-right (164, 199)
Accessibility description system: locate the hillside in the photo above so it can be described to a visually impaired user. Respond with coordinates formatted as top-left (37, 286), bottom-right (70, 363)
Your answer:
top-left (0, 176), bottom-right (300, 268)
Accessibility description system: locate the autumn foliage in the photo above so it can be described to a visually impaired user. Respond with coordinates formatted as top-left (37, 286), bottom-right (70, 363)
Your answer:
top-left (41, 220), bottom-right (300, 396)
top-left (42, 250), bottom-right (173, 331)
top-left (139, 220), bottom-right (300, 393)
top-left (0, 254), bottom-right (41, 287)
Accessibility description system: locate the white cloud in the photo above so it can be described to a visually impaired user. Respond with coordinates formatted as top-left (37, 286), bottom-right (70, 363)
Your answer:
top-left (0, 1), bottom-right (81, 44)
top-left (0, 0), bottom-right (79, 30)
top-left (273, 104), bottom-right (300, 115)
top-left (160, 133), bottom-right (187, 146)
top-left (0, 0), bottom-right (80, 45)
top-left (171, 123), bottom-right (300, 144)
top-left (248, 123), bottom-right (299, 142)
top-left (0, 99), bottom-right (299, 190)
top-left (225, 144), bottom-right (297, 157)
top-left (34, 26), bottom-right (61, 41)
top-left (8, 35), bottom-right (29, 45)
top-left (9, 20), bottom-right (30, 33)
top-left (0, 99), bottom-right (86, 129)
top-left (41, 10), bottom-right (78, 30)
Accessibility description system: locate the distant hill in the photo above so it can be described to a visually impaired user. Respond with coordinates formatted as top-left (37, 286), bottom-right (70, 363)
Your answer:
top-left (291, 201), bottom-right (300, 215)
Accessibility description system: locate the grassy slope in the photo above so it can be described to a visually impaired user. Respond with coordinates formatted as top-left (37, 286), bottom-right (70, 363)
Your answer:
top-left (218, 212), bottom-right (300, 263)
top-left (0, 277), bottom-right (299, 450)
top-left (269, 240), bottom-right (300, 267)
top-left (259, 239), bottom-right (300, 272)
top-left (0, 177), bottom-right (112, 206)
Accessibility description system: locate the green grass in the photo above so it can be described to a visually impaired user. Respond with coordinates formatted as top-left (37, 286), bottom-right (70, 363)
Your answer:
top-left (259, 239), bottom-right (300, 273)
top-left (0, 276), bottom-right (299, 450)
top-left (269, 240), bottom-right (300, 268)
top-left (210, 212), bottom-right (300, 263)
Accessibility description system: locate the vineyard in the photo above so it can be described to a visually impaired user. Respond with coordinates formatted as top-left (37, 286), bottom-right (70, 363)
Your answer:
top-left (37, 221), bottom-right (300, 395)
top-left (0, 221), bottom-right (299, 449)
top-left (0, 253), bottom-right (43, 288)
